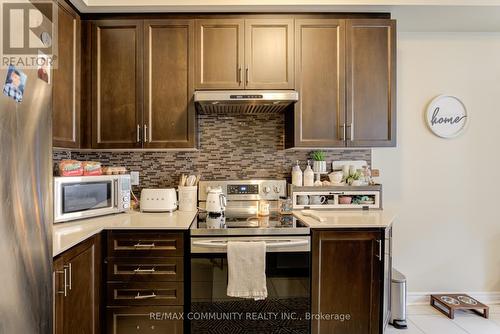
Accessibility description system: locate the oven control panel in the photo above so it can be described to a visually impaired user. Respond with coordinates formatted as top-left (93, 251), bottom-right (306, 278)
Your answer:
top-left (227, 184), bottom-right (259, 195)
top-left (198, 180), bottom-right (287, 201)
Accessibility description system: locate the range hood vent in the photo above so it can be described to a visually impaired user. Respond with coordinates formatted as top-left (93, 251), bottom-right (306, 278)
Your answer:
top-left (194, 90), bottom-right (298, 114)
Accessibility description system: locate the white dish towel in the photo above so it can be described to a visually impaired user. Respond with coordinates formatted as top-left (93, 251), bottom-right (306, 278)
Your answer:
top-left (227, 241), bottom-right (267, 301)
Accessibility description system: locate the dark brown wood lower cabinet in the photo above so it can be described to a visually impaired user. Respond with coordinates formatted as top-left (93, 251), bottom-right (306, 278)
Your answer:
top-left (107, 306), bottom-right (183, 334)
top-left (311, 229), bottom-right (383, 334)
top-left (53, 234), bottom-right (101, 334)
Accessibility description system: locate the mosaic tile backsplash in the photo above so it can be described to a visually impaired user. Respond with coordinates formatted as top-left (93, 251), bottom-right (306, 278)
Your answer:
top-left (54, 113), bottom-right (371, 191)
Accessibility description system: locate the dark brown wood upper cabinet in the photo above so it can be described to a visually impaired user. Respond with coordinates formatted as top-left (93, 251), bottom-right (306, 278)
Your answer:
top-left (52, 0), bottom-right (80, 148)
top-left (291, 19), bottom-right (345, 147)
top-left (244, 19), bottom-right (294, 89)
top-left (195, 19), bottom-right (244, 89)
top-left (144, 20), bottom-right (196, 148)
top-left (312, 229), bottom-right (382, 334)
top-left (346, 19), bottom-right (396, 147)
top-left (54, 235), bottom-right (101, 334)
top-left (91, 20), bottom-right (143, 149)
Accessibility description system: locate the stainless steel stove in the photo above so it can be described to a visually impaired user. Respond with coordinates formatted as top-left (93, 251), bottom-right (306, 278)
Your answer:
top-left (189, 180), bottom-right (311, 334)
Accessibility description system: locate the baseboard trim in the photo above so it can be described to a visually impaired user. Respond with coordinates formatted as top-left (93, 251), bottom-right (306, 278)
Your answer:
top-left (408, 292), bottom-right (500, 305)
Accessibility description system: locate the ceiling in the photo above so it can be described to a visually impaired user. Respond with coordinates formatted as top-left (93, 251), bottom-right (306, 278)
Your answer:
top-left (70, 0), bottom-right (500, 32)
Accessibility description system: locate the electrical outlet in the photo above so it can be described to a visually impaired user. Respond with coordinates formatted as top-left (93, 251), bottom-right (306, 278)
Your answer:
top-left (130, 171), bottom-right (140, 186)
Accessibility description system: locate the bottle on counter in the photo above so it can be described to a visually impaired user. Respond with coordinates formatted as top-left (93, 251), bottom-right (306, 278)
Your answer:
top-left (303, 160), bottom-right (314, 187)
top-left (291, 160), bottom-right (303, 187)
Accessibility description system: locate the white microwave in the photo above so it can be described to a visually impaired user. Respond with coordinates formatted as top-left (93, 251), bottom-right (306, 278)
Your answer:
top-left (54, 175), bottom-right (131, 223)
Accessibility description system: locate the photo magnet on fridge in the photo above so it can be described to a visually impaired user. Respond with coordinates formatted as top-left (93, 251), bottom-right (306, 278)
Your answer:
top-left (2, 65), bottom-right (27, 103)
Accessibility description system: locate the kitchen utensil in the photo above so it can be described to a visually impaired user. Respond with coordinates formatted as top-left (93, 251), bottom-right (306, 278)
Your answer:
top-left (339, 196), bottom-right (352, 204)
top-left (297, 195), bottom-right (309, 206)
top-left (205, 186), bottom-right (227, 214)
top-left (351, 180), bottom-right (368, 186)
top-left (309, 195), bottom-right (327, 205)
top-left (140, 188), bottom-right (177, 212)
top-left (186, 175), bottom-right (197, 186)
top-left (332, 160), bottom-right (368, 172)
top-left (328, 171), bottom-right (344, 184)
top-left (300, 210), bottom-right (327, 222)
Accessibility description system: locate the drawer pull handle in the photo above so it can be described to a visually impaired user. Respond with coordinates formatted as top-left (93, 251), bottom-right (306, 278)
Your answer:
top-left (134, 243), bottom-right (155, 248)
top-left (134, 267), bottom-right (156, 273)
top-left (134, 292), bottom-right (157, 299)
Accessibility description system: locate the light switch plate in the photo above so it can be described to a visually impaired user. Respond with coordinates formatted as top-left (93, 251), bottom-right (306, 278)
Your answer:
top-left (130, 171), bottom-right (139, 186)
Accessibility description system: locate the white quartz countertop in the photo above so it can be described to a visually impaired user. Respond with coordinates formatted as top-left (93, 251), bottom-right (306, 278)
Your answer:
top-left (293, 209), bottom-right (396, 228)
top-left (53, 210), bottom-right (197, 257)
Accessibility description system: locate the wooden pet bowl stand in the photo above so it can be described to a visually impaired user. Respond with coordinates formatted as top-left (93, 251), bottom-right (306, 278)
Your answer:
top-left (430, 294), bottom-right (489, 319)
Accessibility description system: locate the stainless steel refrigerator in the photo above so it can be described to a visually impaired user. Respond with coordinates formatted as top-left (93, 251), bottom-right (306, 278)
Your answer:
top-left (0, 65), bottom-right (52, 332)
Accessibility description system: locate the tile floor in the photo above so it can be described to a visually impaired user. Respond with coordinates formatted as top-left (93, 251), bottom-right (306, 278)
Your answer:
top-left (386, 304), bottom-right (500, 334)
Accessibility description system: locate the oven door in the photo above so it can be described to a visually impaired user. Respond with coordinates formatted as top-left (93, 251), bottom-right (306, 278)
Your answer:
top-left (54, 176), bottom-right (118, 222)
top-left (190, 237), bottom-right (311, 334)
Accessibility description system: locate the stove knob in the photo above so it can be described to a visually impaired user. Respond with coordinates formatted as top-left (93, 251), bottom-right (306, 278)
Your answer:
top-left (273, 185), bottom-right (282, 193)
top-left (263, 186), bottom-right (271, 194)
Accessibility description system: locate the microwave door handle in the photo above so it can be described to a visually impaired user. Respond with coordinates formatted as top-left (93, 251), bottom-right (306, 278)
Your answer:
top-left (113, 179), bottom-right (118, 208)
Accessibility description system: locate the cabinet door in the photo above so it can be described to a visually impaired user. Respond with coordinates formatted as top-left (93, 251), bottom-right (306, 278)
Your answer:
top-left (245, 19), bottom-right (294, 89)
top-left (92, 20), bottom-right (143, 149)
top-left (144, 20), bottom-right (196, 148)
top-left (312, 230), bottom-right (382, 334)
top-left (195, 19), bottom-right (244, 89)
top-left (53, 0), bottom-right (80, 148)
top-left (54, 235), bottom-right (101, 334)
top-left (346, 19), bottom-right (396, 147)
top-left (383, 227), bottom-right (393, 330)
top-left (292, 19), bottom-right (345, 147)
top-left (53, 257), bottom-right (65, 334)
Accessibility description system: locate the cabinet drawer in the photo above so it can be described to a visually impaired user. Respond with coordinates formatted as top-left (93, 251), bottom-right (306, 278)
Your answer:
top-left (107, 306), bottom-right (183, 334)
top-left (108, 231), bottom-right (184, 257)
top-left (107, 257), bottom-right (184, 282)
top-left (107, 282), bottom-right (184, 306)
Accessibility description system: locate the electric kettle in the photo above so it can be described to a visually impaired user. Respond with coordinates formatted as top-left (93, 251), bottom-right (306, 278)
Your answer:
top-left (205, 187), bottom-right (227, 214)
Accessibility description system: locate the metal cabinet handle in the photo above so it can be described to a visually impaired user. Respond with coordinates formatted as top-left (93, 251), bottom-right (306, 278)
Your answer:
top-left (238, 67), bottom-right (242, 84)
top-left (136, 124), bottom-right (140, 143)
top-left (134, 242), bottom-right (155, 248)
top-left (134, 267), bottom-right (156, 273)
top-left (55, 269), bottom-right (67, 297)
top-left (346, 123), bottom-right (354, 141)
top-left (134, 292), bottom-right (157, 299)
top-left (375, 240), bottom-right (382, 261)
top-left (67, 263), bottom-right (72, 291)
top-left (245, 67), bottom-right (249, 85)
top-left (144, 124), bottom-right (148, 143)
top-left (340, 124), bottom-right (346, 141)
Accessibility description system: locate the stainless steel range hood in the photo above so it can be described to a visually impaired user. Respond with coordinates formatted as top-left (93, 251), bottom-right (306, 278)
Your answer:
top-left (194, 90), bottom-right (299, 114)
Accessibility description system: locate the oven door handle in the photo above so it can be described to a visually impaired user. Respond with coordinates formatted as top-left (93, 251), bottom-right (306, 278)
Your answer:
top-left (192, 239), bottom-right (309, 249)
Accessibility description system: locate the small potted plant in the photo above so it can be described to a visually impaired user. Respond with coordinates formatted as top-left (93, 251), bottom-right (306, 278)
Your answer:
top-left (311, 151), bottom-right (327, 173)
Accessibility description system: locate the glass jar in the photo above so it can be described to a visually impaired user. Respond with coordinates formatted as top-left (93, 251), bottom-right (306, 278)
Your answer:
top-left (279, 197), bottom-right (293, 215)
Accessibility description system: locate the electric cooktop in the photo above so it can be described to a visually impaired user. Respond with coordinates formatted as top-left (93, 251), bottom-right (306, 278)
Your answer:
top-left (190, 212), bottom-right (310, 236)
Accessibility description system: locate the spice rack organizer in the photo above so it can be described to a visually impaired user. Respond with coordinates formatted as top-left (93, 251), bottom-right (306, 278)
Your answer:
top-left (289, 184), bottom-right (382, 210)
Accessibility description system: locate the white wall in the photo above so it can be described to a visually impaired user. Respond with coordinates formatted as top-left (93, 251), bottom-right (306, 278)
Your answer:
top-left (373, 32), bottom-right (500, 298)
